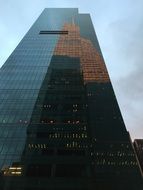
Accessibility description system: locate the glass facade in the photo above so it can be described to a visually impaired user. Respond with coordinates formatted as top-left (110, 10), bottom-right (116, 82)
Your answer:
top-left (134, 139), bottom-right (143, 175)
top-left (0, 8), bottom-right (142, 190)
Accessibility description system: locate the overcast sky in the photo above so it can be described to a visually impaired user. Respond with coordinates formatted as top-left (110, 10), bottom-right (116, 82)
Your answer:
top-left (0, 0), bottom-right (143, 140)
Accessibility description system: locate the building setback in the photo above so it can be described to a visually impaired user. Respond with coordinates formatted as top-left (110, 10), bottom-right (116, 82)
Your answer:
top-left (0, 8), bottom-right (143, 190)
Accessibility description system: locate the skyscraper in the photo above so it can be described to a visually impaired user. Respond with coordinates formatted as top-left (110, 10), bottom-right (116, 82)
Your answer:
top-left (0, 8), bottom-right (142, 190)
top-left (134, 139), bottom-right (143, 175)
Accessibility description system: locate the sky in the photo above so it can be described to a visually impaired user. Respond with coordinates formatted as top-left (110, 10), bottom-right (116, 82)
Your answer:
top-left (0, 0), bottom-right (143, 140)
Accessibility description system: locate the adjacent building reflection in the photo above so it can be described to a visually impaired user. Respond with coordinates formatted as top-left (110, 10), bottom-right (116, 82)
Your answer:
top-left (0, 8), bottom-right (143, 190)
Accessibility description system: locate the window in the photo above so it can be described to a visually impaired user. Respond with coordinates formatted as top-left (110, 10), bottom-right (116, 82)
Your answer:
top-left (55, 164), bottom-right (86, 177)
top-left (57, 149), bottom-right (85, 156)
top-left (26, 164), bottom-right (51, 177)
top-left (39, 31), bottom-right (68, 35)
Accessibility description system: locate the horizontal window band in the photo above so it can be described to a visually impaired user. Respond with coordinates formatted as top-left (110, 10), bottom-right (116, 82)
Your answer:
top-left (39, 31), bottom-right (68, 35)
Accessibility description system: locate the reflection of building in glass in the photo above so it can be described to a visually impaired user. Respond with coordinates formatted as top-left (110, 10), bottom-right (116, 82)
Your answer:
top-left (134, 139), bottom-right (143, 175)
top-left (54, 23), bottom-right (109, 83)
top-left (0, 8), bottom-right (143, 190)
